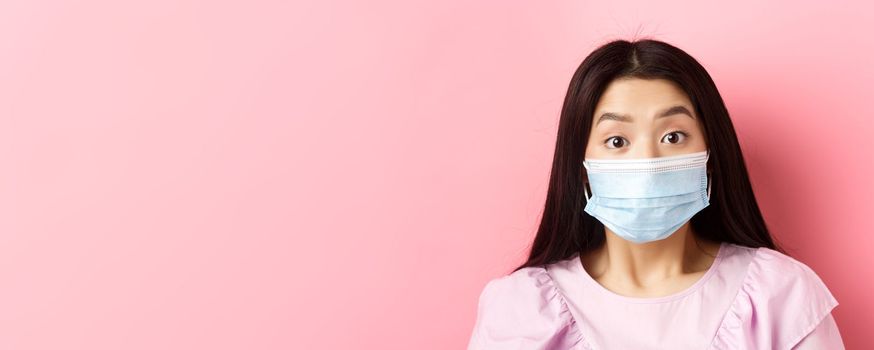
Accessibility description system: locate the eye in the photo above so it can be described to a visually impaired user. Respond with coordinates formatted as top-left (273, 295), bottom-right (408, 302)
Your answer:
top-left (661, 130), bottom-right (688, 144)
top-left (604, 136), bottom-right (628, 149)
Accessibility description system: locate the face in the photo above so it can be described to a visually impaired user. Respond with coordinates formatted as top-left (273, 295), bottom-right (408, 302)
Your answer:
top-left (585, 78), bottom-right (707, 160)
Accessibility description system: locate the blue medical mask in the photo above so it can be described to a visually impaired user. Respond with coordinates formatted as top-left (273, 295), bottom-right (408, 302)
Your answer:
top-left (582, 150), bottom-right (712, 244)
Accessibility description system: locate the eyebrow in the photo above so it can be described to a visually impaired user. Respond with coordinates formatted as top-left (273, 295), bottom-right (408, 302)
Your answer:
top-left (596, 105), bottom-right (695, 125)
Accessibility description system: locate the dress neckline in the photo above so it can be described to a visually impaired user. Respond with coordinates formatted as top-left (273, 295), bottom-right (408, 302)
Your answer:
top-left (573, 242), bottom-right (728, 304)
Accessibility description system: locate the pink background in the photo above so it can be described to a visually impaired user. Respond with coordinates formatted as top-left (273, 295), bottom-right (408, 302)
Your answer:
top-left (2, 0), bottom-right (872, 349)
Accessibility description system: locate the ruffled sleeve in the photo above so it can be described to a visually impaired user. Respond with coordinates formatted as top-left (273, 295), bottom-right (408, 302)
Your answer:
top-left (711, 247), bottom-right (841, 350)
top-left (792, 313), bottom-right (845, 349)
top-left (467, 266), bottom-right (589, 350)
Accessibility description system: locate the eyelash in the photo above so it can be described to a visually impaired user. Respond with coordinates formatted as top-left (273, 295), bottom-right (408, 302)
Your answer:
top-left (604, 130), bottom-right (689, 149)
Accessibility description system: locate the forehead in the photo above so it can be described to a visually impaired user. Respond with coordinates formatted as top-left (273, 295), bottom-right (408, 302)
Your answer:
top-left (595, 78), bottom-right (691, 112)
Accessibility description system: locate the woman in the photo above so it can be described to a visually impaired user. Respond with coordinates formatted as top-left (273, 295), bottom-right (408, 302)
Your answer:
top-left (467, 39), bottom-right (844, 349)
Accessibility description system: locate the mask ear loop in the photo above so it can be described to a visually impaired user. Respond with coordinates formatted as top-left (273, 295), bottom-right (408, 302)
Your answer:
top-left (707, 173), bottom-right (712, 198)
top-left (582, 163), bottom-right (592, 201)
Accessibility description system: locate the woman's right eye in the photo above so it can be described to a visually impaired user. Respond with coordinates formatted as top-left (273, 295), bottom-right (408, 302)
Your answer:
top-left (605, 136), bottom-right (627, 149)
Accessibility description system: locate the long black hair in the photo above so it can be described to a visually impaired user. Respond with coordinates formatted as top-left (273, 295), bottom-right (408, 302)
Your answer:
top-left (514, 38), bottom-right (783, 272)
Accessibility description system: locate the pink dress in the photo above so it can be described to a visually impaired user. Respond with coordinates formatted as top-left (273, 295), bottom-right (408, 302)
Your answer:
top-left (467, 242), bottom-right (843, 349)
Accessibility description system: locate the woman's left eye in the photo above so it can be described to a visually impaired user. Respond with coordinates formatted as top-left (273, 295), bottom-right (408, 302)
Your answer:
top-left (661, 131), bottom-right (688, 144)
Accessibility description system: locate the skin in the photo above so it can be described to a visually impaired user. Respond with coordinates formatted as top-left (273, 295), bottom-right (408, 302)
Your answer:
top-left (581, 77), bottom-right (723, 298)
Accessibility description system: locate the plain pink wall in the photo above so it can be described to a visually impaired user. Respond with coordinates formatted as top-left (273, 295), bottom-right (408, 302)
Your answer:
top-left (2, 0), bottom-right (872, 349)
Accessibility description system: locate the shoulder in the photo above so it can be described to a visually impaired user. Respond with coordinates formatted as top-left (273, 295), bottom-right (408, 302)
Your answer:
top-left (478, 266), bottom-right (557, 309)
top-left (713, 245), bottom-right (840, 350)
top-left (747, 246), bottom-right (838, 307)
top-left (468, 266), bottom-right (586, 350)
